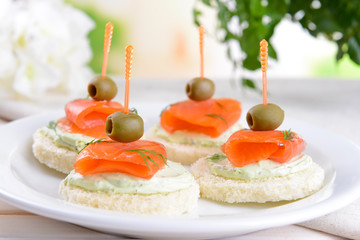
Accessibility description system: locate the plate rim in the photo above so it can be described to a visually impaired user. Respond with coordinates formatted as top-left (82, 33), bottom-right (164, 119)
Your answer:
top-left (1, 111), bottom-right (360, 238)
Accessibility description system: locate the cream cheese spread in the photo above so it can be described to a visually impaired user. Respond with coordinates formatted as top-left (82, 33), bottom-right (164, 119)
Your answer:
top-left (64, 161), bottom-right (195, 195)
top-left (40, 122), bottom-right (94, 152)
top-left (153, 123), bottom-right (242, 147)
top-left (207, 154), bottom-right (312, 180)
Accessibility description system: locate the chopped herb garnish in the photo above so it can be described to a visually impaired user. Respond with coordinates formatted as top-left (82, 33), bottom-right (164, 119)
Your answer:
top-left (207, 153), bottom-right (227, 163)
top-left (47, 121), bottom-right (67, 144)
top-left (282, 129), bottom-right (294, 142)
top-left (126, 149), bottom-right (167, 170)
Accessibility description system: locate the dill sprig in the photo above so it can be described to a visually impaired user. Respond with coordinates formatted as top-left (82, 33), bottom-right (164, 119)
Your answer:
top-left (282, 129), bottom-right (295, 142)
top-left (207, 153), bottom-right (227, 163)
top-left (77, 138), bottom-right (114, 154)
top-left (47, 121), bottom-right (57, 130)
top-left (130, 107), bottom-right (138, 114)
top-left (126, 149), bottom-right (167, 170)
top-left (160, 102), bottom-right (179, 116)
top-left (214, 100), bottom-right (225, 110)
top-left (205, 114), bottom-right (228, 126)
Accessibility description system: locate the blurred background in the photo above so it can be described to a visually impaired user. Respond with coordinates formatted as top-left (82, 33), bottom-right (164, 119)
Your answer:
top-left (0, 0), bottom-right (359, 100)
top-left (70, 0), bottom-right (360, 79)
top-left (71, 0), bottom-right (360, 79)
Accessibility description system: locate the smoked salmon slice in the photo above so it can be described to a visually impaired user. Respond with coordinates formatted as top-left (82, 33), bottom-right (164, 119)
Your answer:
top-left (221, 129), bottom-right (305, 167)
top-left (57, 99), bottom-right (123, 139)
top-left (74, 140), bottom-right (167, 179)
top-left (160, 98), bottom-right (241, 138)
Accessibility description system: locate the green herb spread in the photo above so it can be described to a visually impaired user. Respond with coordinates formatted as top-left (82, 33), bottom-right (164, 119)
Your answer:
top-left (153, 123), bottom-right (242, 148)
top-left (207, 154), bottom-right (312, 180)
top-left (40, 121), bottom-right (94, 152)
top-left (64, 161), bottom-right (195, 195)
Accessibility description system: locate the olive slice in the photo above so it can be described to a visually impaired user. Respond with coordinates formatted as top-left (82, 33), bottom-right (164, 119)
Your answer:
top-left (105, 111), bottom-right (144, 142)
top-left (246, 103), bottom-right (284, 131)
top-left (88, 76), bottom-right (118, 101)
top-left (186, 77), bottom-right (215, 101)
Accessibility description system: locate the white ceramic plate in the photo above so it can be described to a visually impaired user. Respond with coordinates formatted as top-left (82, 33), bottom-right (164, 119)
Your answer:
top-left (1, 109), bottom-right (360, 239)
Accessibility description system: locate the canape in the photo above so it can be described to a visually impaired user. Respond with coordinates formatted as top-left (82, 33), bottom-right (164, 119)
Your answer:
top-left (33, 22), bottom-right (121, 174)
top-left (59, 46), bottom-right (199, 215)
top-left (145, 26), bottom-right (242, 164)
top-left (190, 40), bottom-right (324, 203)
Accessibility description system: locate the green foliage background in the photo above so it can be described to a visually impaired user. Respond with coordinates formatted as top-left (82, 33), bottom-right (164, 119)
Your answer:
top-left (66, 1), bottom-right (127, 75)
top-left (193, 0), bottom-right (360, 89)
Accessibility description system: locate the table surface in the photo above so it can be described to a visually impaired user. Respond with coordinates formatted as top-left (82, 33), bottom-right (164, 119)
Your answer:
top-left (0, 78), bottom-right (359, 239)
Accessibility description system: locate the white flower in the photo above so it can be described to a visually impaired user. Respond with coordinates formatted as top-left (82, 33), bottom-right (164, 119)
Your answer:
top-left (13, 56), bottom-right (61, 96)
top-left (0, 0), bottom-right (94, 99)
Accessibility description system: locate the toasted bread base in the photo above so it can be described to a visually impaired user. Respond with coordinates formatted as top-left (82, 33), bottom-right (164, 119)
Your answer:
top-left (144, 126), bottom-right (221, 165)
top-left (59, 180), bottom-right (200, 216)
top-left (190, 157), bottom-right (325, 203)
top-left (32, 129), bottom-right (77, 174)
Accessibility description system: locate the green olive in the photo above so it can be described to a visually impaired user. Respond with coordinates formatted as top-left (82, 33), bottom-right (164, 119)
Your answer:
top-left (105, 111), bottom-right (144, 142)
top-left (186, 77), bottom-right (215, 101)
top-left (246, 103), bottom-right (284, 131)
top-left (88, 76), bottom-right (118, 101)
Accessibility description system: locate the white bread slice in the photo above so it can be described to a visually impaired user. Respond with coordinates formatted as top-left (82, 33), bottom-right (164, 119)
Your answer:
top-left (190, 157), bottom-right (324, 203)
top-left (144, 126), bottom-right (221, 165)
top-left (32, 128), bottom-right (77, 174)
top-left (59, 179), bottom-right (199, 216)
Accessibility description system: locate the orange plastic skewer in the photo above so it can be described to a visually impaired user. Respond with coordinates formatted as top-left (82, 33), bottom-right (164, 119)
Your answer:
top-left (199, 25), bottom-right (205, 78)
top-left (260, 39), bottom-right (268, 105)
top-left (124, 45), bottom-right (134, 114)
top-left (101, 22), bottom-right (114, 77)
